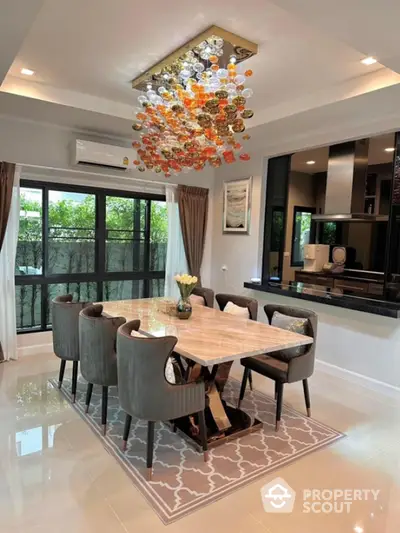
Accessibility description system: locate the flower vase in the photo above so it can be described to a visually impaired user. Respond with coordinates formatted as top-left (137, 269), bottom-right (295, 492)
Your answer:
top-left (176, 296), bottom-right (192, 320)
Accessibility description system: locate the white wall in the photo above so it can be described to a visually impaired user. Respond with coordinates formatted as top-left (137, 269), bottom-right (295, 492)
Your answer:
top-left (0, 115), bottom-right (214, 285)
top-left (211, 152), bottom-right (266, 296)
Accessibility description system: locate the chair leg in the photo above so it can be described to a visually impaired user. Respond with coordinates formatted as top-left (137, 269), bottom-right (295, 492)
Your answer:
top-left (147, 421), bottom-right (155, 481)
top-left (101, 386), bottom-right (108, 436)
top-left (198, 410), bottom-right (209, 462)
top-left (71, 361), bottom-right (78, 403)
top-left (122, 414), bottom-right (132, 451)
top-left (248, 370), bottom-right (253, 391)
top-left (174, 355), bottom-right (186, 378)
top-left (85, 383), bottom-right (93, 413)
top-left (238, 367), bottom-right (250, 408)
top-left (274, 380), bottom-right (278, 400)
top-left (303, 379), bottom-right (311, 417)
top-left (58, 360), bottom-right (66, 389)
top-left (275, 382), bottom-right (284, 432)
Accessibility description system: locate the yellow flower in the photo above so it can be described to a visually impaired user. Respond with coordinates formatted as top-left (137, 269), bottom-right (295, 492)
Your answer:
top-left (174, 273), bottom-right (198, 285)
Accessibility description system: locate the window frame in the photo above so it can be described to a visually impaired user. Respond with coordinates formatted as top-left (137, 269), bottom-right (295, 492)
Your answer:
top-left (16, 180), bottom-right (166, 333)
top-left (290, 206), bottom-right (316, 267)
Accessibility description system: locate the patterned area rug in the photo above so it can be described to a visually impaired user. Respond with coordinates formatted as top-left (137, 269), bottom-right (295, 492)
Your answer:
top-left (50, 376), bottom-right (344, 524)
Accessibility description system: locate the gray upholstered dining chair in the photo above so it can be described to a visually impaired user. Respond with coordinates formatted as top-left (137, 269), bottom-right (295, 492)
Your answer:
top-left (117, 320), bottom-right (208, 481)
top-left (215, 293), bottom-right (258, 391)
top-left (52, 294), bottom-right (90, 402)
top-left (191, 287), bottom-right (215, 308)
top-left (79, 304), bottom-right (126, 435)
top-left (238, 304), bottom-right (317, 432)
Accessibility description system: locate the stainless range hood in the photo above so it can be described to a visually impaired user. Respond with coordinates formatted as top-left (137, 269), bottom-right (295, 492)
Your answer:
top-left (312, 140), bottom-right (387, 222)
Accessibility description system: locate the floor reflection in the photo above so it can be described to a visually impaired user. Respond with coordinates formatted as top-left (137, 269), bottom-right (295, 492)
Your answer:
top-left (15, 423), bottom-right (62, 457)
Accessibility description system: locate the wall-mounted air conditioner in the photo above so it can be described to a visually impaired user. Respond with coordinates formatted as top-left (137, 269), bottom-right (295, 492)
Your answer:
top-left (72, 139), bottom-right (136, 170)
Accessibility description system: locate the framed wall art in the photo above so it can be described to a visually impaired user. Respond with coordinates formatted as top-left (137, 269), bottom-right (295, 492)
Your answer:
top-left (223, 176), bottom-right (252, 234)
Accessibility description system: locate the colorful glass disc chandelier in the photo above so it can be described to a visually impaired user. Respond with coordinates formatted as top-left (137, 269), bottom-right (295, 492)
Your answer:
top-left (131, 26), bottom-right (257, 177)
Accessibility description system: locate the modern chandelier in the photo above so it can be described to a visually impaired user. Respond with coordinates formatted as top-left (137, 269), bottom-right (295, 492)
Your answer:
top-left (131, 26), bottom-right (258, 176)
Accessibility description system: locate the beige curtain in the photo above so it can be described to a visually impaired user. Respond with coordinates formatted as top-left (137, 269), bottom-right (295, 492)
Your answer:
top-left (177, 185), bottom-right (209, 284)
top-left (0, 162), bottom-right (16, 362)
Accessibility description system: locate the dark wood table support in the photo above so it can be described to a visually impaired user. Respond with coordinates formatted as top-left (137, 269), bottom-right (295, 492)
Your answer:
top-left (173, 359), bottom-right (263, 450)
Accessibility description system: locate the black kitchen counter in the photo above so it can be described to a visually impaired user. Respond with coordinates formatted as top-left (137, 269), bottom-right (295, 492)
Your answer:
top-left (296, 270), bottom-right (384, 284)
top-left (244, 280), bottom-right (400, 319)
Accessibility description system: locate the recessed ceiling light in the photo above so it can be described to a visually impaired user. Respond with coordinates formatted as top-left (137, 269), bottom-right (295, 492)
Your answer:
top-left (306, 160), bottom-right (316, 165)
top-left (21, 68), bottom-right (35, 76)
top-left (361, 56), bottom-right (377, 65)
top-left (384, 147), bottom-right (395, 152)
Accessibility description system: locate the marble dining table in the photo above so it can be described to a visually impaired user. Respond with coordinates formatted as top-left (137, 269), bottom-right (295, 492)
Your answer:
top-left (101, 297), bottom-right (314, 447)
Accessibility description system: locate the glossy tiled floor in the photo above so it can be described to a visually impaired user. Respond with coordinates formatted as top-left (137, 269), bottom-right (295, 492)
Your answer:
top-left (1, 333), bottom-right (399, 532)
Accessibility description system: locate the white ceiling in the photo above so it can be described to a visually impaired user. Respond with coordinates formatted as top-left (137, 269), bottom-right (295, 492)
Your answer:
top-left (1, 0), bottom-right (400, 155)
top-left (5, 0), bottom-right (383, 107)
top-left (272, 0), bottom-right (400, 74)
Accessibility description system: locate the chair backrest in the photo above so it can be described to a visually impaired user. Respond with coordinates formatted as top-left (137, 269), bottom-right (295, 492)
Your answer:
top-left (79, 304), bottom-right (126, 386)
top-left (216, 293), bottom-right (258, 321)
top-left (52, 295), bottom-right (90, 361)
top-left (192, 287), bottom-right (214, 308)
top-left (264, 304), bottom-right (317, 339)
top-left (117, 321), bottom-right (179, 421)
top-left (264, 304), bottom-right (318, 381)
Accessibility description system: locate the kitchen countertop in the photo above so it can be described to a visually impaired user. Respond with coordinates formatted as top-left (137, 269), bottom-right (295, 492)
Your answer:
top-left (295, 270), bottom-right (384, 284)
top-left (244, 281), bottom-right (400, 319)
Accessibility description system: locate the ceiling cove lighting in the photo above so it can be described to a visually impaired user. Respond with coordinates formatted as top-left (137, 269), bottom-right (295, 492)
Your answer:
top-left (361, 56), bottom-right (377, 65)
top-left (384, 147), bottom-right (395, 152)
top-left (130, 26), bottom-right (258, 176)
top-left (306, 160), bottom-right (316, 165)
top-left (21, 68), bottom-right (35, 76)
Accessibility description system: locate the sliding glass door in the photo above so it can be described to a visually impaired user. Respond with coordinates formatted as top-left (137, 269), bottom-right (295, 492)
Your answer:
top-left (16, 182), bottom-right (167, 333)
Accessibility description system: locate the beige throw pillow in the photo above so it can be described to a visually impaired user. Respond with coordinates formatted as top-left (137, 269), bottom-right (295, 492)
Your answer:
top-left (224, 301), bottom-right (250, 318)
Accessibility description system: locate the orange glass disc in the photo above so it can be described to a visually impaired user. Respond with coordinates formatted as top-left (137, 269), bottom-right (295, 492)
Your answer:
top-left (245, 69), bottom-right (253, 77)
top-left (240, 153), bottom-right (251, 161)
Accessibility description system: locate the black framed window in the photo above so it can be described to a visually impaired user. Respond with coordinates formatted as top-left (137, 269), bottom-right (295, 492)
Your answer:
top-left (318, 221), bottom-right (342, 246)
top-left (291, 207), bottom-right (316, 267)
top-left (16, 181), bottom-right (167, 333)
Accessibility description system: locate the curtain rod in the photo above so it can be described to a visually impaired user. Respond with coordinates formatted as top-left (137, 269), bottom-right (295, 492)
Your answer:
top-left (19, 163), bottom-right (178, 188)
